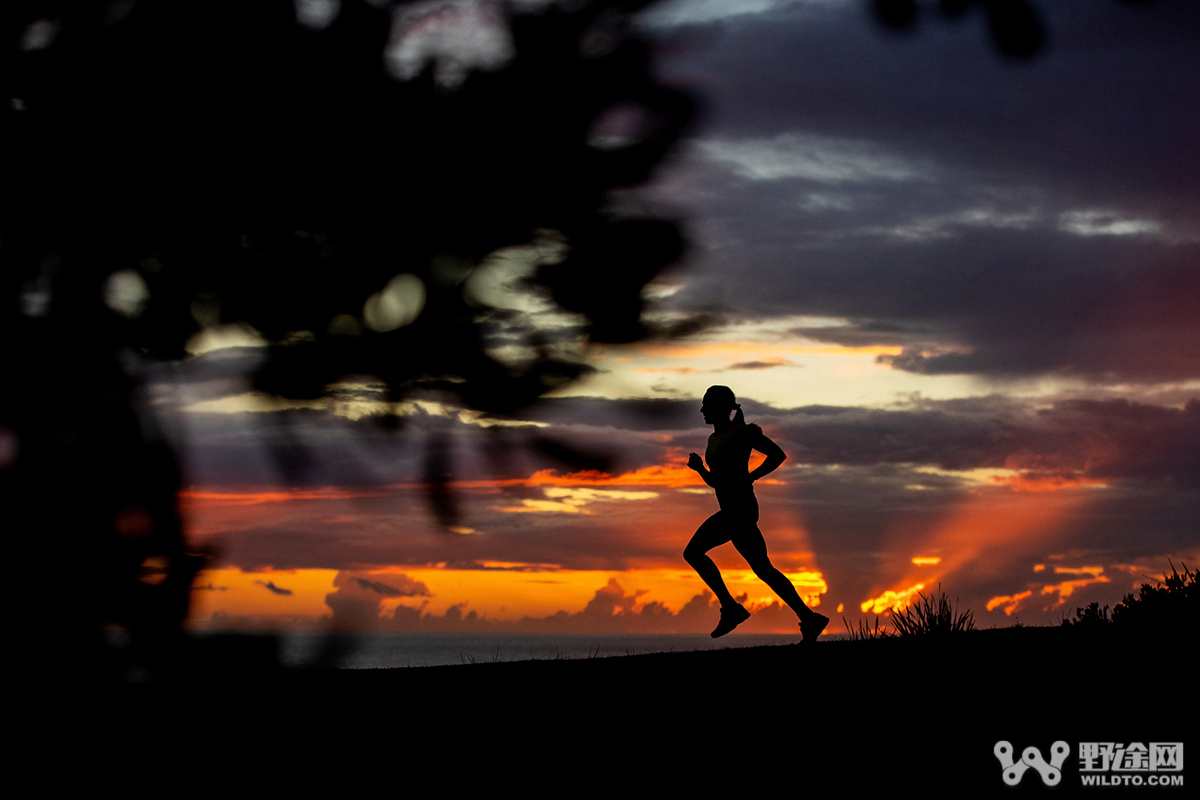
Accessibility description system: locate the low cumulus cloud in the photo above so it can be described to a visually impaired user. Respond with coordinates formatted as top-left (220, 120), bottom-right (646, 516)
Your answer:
top-left (325, 571), bottom-right (431, 631)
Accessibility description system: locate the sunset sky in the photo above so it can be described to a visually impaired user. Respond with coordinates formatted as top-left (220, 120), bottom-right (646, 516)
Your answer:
top-left (159, 0), bottom-right (1199, 636)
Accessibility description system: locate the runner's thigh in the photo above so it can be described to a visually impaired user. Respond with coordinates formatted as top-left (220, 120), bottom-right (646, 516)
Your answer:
top-left (687, 511), bottom-right (734, 553)
top-left (731, 523), bottom-right (770, 568)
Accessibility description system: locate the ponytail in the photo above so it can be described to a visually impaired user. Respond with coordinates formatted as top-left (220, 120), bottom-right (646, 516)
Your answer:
top-left (732, 403), bottom-right (745, 426)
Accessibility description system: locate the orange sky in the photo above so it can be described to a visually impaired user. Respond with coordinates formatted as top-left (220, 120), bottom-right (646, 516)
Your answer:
top-left (180, 444), bottom-right (1150, 634)
top-left (171, 311), bottom-right (1200, 635)
top-left (182, 450), bottom-right (831, 631)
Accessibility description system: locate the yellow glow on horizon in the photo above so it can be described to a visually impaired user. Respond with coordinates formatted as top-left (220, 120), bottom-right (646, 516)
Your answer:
top-left (187, 563), bottom-right (828, 632)
top-left (189, 568), bottom-right (339, 623)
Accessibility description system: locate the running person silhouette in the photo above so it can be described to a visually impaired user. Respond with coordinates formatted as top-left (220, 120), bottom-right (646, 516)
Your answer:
top-left (684, 386), bottom-right (830, 640)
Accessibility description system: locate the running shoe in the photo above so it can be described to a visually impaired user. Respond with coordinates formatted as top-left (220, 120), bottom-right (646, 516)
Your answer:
top-left (800, 612), bottom-right (829, 642)
top-left (710, 604), bottom-right (751, 638)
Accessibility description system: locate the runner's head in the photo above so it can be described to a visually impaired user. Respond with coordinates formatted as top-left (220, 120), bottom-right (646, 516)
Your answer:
top-left (702, 385), bottom-right (744, 425)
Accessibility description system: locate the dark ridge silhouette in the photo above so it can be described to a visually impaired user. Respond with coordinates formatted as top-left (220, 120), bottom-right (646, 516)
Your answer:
top-left (27, 627), bottom-right (1193, 791)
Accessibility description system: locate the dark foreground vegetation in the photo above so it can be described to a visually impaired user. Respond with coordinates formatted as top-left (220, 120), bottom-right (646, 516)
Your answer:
top-left (23, 622), bottom-right (1194, 794)
top-left (1062, 563), bottom-right (1198, 633)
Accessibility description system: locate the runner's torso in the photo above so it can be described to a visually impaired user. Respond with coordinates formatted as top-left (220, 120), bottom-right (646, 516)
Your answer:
top-left (705, 423), bottom-right (763, 516)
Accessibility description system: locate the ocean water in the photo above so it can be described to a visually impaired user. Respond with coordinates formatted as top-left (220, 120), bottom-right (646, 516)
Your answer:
top-left (268, 632), bottom-right (807, 669)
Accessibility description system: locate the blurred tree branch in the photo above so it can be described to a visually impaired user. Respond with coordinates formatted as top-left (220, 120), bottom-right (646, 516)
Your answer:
top-left (1, 0), bottom-right (693, 670)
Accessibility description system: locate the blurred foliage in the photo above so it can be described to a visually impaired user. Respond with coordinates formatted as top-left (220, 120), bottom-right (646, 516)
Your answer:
top-left (871, 0), bottom-right (1164, 60)
top-left (3, 0), bottom-right (694, 413)
top-left (872, 0), bottom-right (1045, 58)
top-left (0, 0), bottom-right (693, 672)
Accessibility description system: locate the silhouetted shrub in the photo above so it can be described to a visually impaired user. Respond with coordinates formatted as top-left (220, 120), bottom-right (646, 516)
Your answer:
top-left (890, 587), bottom-right (975, 637)
top-left (843, 615), bottom-right (892, 640)
top-left (1062, 562), bottom-right (1198, 635)
top-left (1061, 601), bottom-right (1111, 628)
top-left (1111, 562), bottom-right (1198, 634)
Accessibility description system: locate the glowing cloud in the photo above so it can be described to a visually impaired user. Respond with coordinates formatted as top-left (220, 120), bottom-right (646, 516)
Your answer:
top-left (544, 487), bottom-right (660, 503)
top-left (442, 462), bottom-right (706, 492)
top-left (986, 591), bottom-right (1032, 615)
top-left (987, 566), bottom-right (1111, 615)
top-left (911, 556), bottom-right (941, 566)
top-left (494, 485), bottom-right (660, 514)
top-left (993, 473), bottom-right (1108, 492)
top-left (861, 583), bottom-right (925, 614)
top-left (495, 498), bottom-right (591, 514)
top-left (1040, 572), bottom-right (1110, 606)
top-left (1051, 565), bottom-right (1104, 577)
top-left (720, 567), bottom-right (829, 608)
